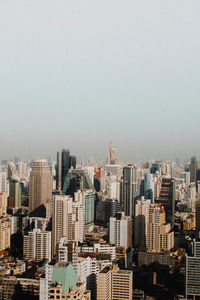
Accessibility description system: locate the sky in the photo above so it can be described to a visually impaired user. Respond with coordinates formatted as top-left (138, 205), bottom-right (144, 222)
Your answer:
top-left (0, 0), bottom-right (200, 162)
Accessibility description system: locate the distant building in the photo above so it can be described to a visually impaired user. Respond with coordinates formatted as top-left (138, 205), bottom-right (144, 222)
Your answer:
top-left (29, 159), bottom-right (52, 218)
top-left (108, 142), bottom-right (118, 165)
top-left (9, 179), bottom-right (21, 208)
top-left (56, 149), bottom-right (77, 191)
top-left (157, 177), bottom-right (175, 229)
top-left (190, 156), bottom-right (197, 184)
top-left (120, 164), bottom-right (137, 217)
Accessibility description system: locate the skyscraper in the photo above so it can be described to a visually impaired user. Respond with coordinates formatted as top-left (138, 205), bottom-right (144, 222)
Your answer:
top-left (97, 264), bottom-right (132, 300)
top-left (157, 178), bottom-right (175, 229)
top-left (196, 200), bottom-right (200, 238)
top-left (108, 142), bottom-right (118, 165)
top-left (109, 212), bottom-right (132, 250)
top-left (186, 240), bottom-right (200, 299)
top-left (9, 179), bottom-right (21, 208)
top-left (190, 156), bottom-right (197, 184)
top-left (29, 159), bottom-right (52, 217)
top-left (120, 164), bottom-right (137, 217)
top-left (56, 149), bottom-right (77, 191)
top-left (52, 194), bottom-right (84, 257)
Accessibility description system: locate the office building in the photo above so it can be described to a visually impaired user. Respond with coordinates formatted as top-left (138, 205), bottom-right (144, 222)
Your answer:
top-left (56, 149), bottom-right (77, 191)
top-left (157, 177), bottom-right (175, 229)
top-left (186, 240), bottom-right (200, 299)
top-left (29, 159), bottom-right (52, 218)
top-left (96, 198), bottom-right (121, 227)
top-left (9, 179), bottom-right (21, 208)
top-left (196, 200), bottom-right (200, 238)
top-left (190, 156), bottom-right (197, 184)
top-left (120, 164), bottom-right (137, 217)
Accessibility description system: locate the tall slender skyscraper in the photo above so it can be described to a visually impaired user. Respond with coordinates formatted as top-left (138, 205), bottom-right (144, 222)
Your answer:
top-left (56, 149), bottom-right (77, 191)
top-left (120, 164), bottom-right (137, 217)
top-left (29, 159), bottom-right (52, 217)
top-left (157, 178), bottom-right (175, 229)
top-left (190, 156), bottom-right (197, 184)
top-left (108, 142), bottom-right (118, 165)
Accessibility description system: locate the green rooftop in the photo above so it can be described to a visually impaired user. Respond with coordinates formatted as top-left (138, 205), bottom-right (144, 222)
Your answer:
top-left (51, 263), bottom-right (78, 293)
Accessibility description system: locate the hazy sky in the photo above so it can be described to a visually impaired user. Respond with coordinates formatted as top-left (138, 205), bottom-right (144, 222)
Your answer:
top-left (1, 1), bottom-right (200, 162)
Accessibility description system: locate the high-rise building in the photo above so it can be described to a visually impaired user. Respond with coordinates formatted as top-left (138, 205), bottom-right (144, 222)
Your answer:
top-left (8, 162), bottom-right (19, 180)
top-left (157, 178), bottom-right (175, 229)
top-left (56, 149), bottom-right (77, 191)
top-left (52, 194), bottom-right (84, 257)
top-left (0, 172), bottom-right (7, 193)
top-left (0, 215), bottom-right (11, 251)
top-left (144, 173), bottom-right (154, 202)
top-left (29, 159), bottom-right (52, 218)
top-left (108, 142), bottom-right (118, 165)
top-left (96, 198), bottom-right (121, 227)
top-left (23, 228), bottom-right (51, 262)
top-left (190, 156), bottom-right (197, 184)
top-left (97, 264), bottom-right (132, 300)
top-left (120, 164), bottom-right (137, 217)
top-left (9, 179), bottom-right (21, 208)
top-left (135, 198), bottom-right (151, 249)
top-left (0, 192), bottom-right (7, 215)
top-left (196, 200), bottom-right (200, 238)
top-left (109, 212), bottom-right (132, 250)
top-left (146, 204), bottom-right (174, 253)
top-left (181, 171), bottom-right (191, 187)
top-left (186, 240), bottom-right (200, 299)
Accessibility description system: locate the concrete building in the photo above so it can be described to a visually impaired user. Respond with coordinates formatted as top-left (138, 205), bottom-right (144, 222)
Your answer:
top-left (135, 198), bottom-right (151, 249)
top-left (196, 200), bottom-right (200, 239)
top-left (120, 164), bottom-right (137, 217)
top-left (108, 142), bottom-right (118, 165)
top-left (0, 215), bottom-right (11, 251)
top-left (40, 263), bottom-right (90, 300)
top-left (97, 264), bottom-right (132, 300)
top-left (109, 212), bottom-right (132, 250)
top-left (52, 194), bottom-right (84, 257)
top-left (0, 172), bottom-right (7, 193)
top-left (23, 228), bottom-right (51, 262)
top-left (0, 192), bottom-right (7, 215)
top-left (29, 159), bottom-right (52, 218)
top-left (186, 240), bottom-right (200, 299)
top-left (146, 204), bottom-right (174, 253)
top-left (190, 156), bottom-right (197, 184)
top-left (81, 243), bottom-right (116, 262)
top-left (9, 179), bottom-right (21, 208)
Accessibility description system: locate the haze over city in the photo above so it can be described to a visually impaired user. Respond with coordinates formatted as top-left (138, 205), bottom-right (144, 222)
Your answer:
top-left (1, 0), bottom-right (200, 161)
